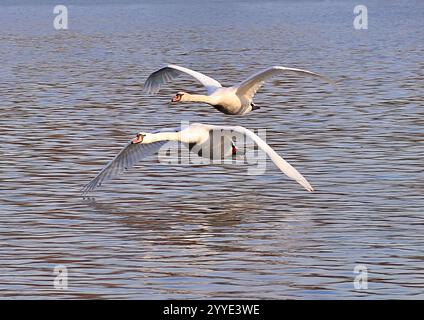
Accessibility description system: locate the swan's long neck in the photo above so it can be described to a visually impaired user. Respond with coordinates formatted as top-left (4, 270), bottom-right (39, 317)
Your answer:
top-left (183, 93), bottom-right (215, 105)
top-left (144, 131), bottom-right (193, 144)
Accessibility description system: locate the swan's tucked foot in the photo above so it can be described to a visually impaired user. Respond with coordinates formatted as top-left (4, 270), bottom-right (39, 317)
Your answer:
top-left (132, 133), bottom-right (145, 144)
top-left (251, 102), bottom-right (260, 111)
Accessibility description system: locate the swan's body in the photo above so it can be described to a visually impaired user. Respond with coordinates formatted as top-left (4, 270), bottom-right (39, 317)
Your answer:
top-left (81, 123), bottom-right (314, 194)
top-left (144, 65), bottom-right (333, 115)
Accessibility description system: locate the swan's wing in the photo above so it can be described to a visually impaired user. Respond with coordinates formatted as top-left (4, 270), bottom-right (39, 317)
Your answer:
top-left (81, 140), bottom-right (167, 195)
top-left (210, 125), bottom-right (314, 192)
top-left (143, 64), bottom-right (222, 95)
top-left (235, 66), bottom-right (334, 101)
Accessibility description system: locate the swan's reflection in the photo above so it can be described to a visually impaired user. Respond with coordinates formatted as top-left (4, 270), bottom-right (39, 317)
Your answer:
top-left (82, 190), bottom-right (271, 255)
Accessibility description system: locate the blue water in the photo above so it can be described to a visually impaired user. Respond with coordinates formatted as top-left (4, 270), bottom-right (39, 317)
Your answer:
top-left (0, 0), bottom-right (423, 299)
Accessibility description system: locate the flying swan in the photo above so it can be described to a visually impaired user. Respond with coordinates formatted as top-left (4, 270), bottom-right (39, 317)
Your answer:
top-left (81, 123), bottom-right (314, 194)
top-left (144, 65), bottom-right (333, 115)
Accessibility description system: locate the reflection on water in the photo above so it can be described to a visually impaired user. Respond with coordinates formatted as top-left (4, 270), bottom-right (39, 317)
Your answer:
top-left (0, 0), bottom-right (423, 299)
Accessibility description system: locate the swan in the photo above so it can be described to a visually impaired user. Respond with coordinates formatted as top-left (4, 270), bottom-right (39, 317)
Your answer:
top-left (81, 123), bottom-right (314, 194)
top-left (144, 64), bottom-right (333, 115)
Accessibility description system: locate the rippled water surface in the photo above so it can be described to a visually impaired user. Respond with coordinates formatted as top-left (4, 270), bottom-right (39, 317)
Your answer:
top-left (0, 0), bottom-right (423, 299)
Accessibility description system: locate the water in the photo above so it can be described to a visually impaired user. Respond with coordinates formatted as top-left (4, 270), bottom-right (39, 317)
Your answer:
top-left (0, 0), bottom-right (423, 299)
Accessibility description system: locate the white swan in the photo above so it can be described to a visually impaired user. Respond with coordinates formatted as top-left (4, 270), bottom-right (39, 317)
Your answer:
top-left (81, 123), bottom-right (314, 194)
top-left (144, 64), bottom-right (333, 115)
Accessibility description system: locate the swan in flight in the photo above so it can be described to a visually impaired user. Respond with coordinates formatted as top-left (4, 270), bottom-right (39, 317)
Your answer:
top-left (81, 123), bottom-right (314, 194)
top-left (144, 65), bottom-right (333, 115)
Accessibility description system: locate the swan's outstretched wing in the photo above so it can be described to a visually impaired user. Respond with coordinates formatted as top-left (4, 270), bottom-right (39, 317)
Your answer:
top-left (144, 64), bottom-right (222, 95)
top-left (210, 124), bottom-right (314, 192)
top-left (235, 66), bottom-right (334, 101)
top-left (81, 140), bottom-right (167, 195)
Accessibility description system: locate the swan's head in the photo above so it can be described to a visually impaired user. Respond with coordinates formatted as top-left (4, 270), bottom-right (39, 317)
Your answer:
top-left (171, 91), bottom-right (187, 103)
top-left (131, 132), bottom-right (147, 144)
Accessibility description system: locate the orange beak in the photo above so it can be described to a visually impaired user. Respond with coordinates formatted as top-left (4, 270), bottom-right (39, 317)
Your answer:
top-left (171, 95), bottom-right (181, 103)
top-left (131, 134), bottom-right (144, 144)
